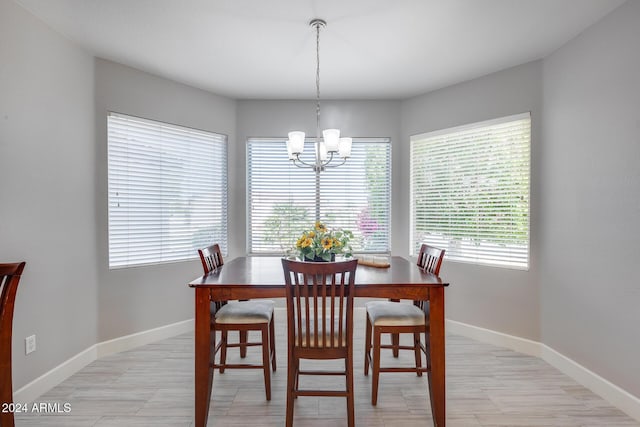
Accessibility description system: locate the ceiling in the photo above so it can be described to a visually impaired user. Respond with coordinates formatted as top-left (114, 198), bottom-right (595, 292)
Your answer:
top-left (15, 0), bottom-right (625, 100)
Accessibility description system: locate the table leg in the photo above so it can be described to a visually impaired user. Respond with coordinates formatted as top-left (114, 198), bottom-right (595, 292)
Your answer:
top-left (429, 286), bottom-right (446, 427)
top-left (195, 288), bottom-right (214, 427)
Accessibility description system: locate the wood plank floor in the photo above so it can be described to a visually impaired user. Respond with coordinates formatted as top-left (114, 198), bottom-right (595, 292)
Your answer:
top-left (15, 308), bottom-right (639, 426)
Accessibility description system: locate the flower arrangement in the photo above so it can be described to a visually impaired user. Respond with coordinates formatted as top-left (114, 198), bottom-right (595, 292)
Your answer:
top-left (295, 221), bottom-right (353, 261)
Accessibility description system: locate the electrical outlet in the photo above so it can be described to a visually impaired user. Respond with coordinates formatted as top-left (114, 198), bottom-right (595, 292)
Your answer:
top-left (25, 335), bottom-right (36, 354)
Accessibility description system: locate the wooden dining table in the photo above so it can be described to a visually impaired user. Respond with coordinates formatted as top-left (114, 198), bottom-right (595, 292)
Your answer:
top-left (188, 256), bottom-right (449, 426)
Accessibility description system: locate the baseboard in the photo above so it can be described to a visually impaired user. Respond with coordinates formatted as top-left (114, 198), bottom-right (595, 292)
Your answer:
top-left (540, 344), bottom-right (640, 422)
top-left (446, 319), bottom-right (542, 357)
top-left (13, 345), bottom-right (97, 403)
top-left (96, 318), bottom-right (194, 358)
top-left (447, 319), bottom-right (640, 422)
top-left (13, 318), bottom-right (195, 403)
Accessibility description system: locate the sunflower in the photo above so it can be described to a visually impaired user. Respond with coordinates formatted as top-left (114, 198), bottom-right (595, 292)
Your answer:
top-left (321, 237), bottom-right (333, 250)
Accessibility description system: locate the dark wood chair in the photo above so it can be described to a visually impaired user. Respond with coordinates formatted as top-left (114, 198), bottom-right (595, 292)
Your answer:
top-left (416, 243), bottom-right (445, 273)
top-left (198, 243), bottom-right (225, 274)
top-left (281, 258), bottom-right (358, 427)
top-left (388, 243), bottom-right (445, 356)
top-left (197, 245), bottom-right (276, 400)
top-left (198, 244), bottom-right (247, 356)
top-left (364, 244), bottom-right (445, 405)
top-left (1, 262), bottom-right (26, 427)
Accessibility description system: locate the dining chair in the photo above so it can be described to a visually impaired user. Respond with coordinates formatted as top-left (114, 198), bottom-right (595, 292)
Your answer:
top-left (1, 262), bottom-right (26, 427)
top-left (197, 245), bottom-right (276, 400)
top-left (364, 244), bottom-right (445, 405)
top-left (387, 243), bottom-right (444, 356)
top-left (198, 244), bottom-right (248, 357)
top-left (281, 258), bottom-right (358, 427)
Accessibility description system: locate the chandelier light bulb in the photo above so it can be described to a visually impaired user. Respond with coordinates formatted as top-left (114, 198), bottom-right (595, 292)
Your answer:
top-left (318, 141), bottom-right (328, 161)
top-left (322, 129), bottom-right (340, 152)
top-left (338, 137), bottom-right (352, 158)
top-left (288, 131), bottom-right (305, 154)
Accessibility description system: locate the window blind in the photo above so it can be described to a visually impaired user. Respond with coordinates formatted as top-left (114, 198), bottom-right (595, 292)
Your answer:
top-left (247, 138), bottom-right (391, 254)
top-left (108, 112), bottom-right (228, 268)
top-left (410, 113), bottom-right (530, 269)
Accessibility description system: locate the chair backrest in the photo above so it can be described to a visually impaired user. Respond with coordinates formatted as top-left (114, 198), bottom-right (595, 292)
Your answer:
top-left (198, 244), bottom-right (224, 274)
top-left (1, 262), bottom-right (26, 427)
top-left (416, 244), bottom-right (445, 275)
top-left (1, 262), bottom-right (25, 342)
top-left (281, 258), bottom-right (358, 351)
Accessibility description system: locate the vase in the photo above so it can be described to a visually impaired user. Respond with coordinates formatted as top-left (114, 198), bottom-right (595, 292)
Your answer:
top-left (303, 254), bottom-right (336, 262)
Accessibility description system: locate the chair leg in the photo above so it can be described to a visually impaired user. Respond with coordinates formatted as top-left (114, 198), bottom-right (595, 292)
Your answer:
top-left (0, 333), bottom-right (15, 427)
top-left (346, 356), bottom-right (355, 427)
top-left (239, 330), bottom-right (248, 358)
top-left (219, 330), bottom-right (228, 373)
top-left (294, 359), bottom-right (300, 399)
top-left (286, 355), bottom-right (296, 427)
top-left (425, 332), bottom-right (431, 370)
top-left (269, 314), bottom-right (277, 372)
top-left (423, 327), bottom-right (435, 415)
top-left (389, 298), bottom-right (400, 357)
top-left (261, 327), bottom-right (271, 401)
top-left (391, 332), bottom-right (400, 357)
top-left (372, 327), bottom-right (382, 405)
top-left (364, 314), bottom-right (372, 375)
top-left (413, 332), bottom-right (423, 377)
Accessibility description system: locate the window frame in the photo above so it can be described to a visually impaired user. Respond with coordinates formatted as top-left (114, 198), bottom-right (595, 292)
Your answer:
top-left (246, 137), bottom-right (392, 256)
top-left (409, 112), bottom-right (531, 270)
top-left (107, 112), bottom-right (228, 269)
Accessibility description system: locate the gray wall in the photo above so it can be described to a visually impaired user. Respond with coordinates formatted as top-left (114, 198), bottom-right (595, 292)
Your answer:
top-left (400, 62), bottom-right (543, 340)
top-left (0, 0), bottom-right (97, 388)
top-left (235, 100), bottom-right (402, 258)
top-left (541, 0), bottom-right (640, 396)
top-left (94, 59), bottom-right (237, 341)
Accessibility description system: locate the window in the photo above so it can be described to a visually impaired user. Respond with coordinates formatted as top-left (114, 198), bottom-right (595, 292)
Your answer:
top-left (107, 112), bottom-right (227, 268)
top-left (247, 138), bottom-right (391, 254)
top-left (410, 113), bottom-right (530, 269)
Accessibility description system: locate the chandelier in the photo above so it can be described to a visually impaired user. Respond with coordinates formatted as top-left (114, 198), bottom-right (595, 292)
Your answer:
top-left (286, 19), bottom-right (352, 172)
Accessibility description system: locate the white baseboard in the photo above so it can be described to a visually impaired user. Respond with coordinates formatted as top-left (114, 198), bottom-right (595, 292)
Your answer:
top-left (13, 345), bottom-right (97, 403)
top-left (447, 319), bottom-right (640, 423)
top-left (446, 319), bottom-right (542, 357)
top-left (540, 344), bottom-right (640, 422)
top-left (96, 318), bottom-right (194, 358)
top-left (13, 318), bottom-right (194, 403)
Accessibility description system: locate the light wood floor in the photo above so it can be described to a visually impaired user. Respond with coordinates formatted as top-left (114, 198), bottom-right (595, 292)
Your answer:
top-left (15, 308), bottom-right (639, 427)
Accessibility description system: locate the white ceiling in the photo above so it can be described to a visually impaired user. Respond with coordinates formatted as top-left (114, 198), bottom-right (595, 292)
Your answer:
top-left (15, 0), bottom-right (625, 100)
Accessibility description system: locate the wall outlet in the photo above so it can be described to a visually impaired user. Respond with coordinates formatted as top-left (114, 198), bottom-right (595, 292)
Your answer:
top-left (25, 335), bottom-right (36, 354)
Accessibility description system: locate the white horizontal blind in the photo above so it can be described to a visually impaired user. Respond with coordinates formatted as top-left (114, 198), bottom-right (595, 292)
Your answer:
top-left (410, 113), bottom-right (530, 269)
top-left (108, 112), bottom-right (227, 268)
top-left (247, 138), bottom-right (391, 254)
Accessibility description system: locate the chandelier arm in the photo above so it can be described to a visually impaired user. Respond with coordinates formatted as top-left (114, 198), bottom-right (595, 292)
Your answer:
top-left (319, 151), bottom-right (335, 167)
top-left (322, 157), bottom-right (347, 169)
top-left (291, 154), bottom-right (317, 168)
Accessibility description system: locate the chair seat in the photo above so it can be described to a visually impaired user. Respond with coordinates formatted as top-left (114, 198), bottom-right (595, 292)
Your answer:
top-left (215, 300), bottom-right (274, 324)
top-left (365, 301), bottom-right (425, 327)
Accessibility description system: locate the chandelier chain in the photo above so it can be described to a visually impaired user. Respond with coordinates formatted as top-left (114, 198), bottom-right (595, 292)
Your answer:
top-left (315, 21), bottom-right (321, 145)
